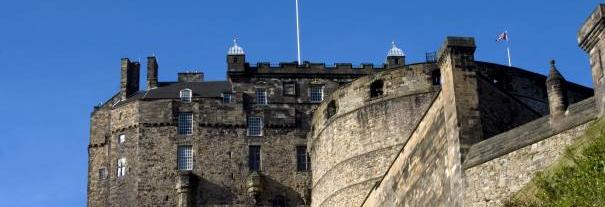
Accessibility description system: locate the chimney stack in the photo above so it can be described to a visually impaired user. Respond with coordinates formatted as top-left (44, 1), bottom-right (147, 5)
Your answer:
top-left (147, 56), bottom-right (159, 90)
top-left (120, 58), bottom-right (140, 100)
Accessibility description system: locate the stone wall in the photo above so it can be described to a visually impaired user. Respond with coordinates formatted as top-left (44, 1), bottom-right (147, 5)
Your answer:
top-left (308, 64), bottom-right (440, 207)
top-left (463, 97), bottom-right (597, 206)
top-left (361, 94), bottom-right (450, 206)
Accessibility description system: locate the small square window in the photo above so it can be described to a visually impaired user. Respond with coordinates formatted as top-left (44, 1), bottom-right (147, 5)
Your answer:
top-left (309, 86), bottom-right (324, 102)
top-left (98, 168), bottom-right (107, 180)
top-left (283, 82), bottom-right (297, 96)
top-left (247, 116), bottom-right (263, 136)
top-left (222, 93), bottom-right (233, 103)
top-left (118, 134), bottom-right (126, 144)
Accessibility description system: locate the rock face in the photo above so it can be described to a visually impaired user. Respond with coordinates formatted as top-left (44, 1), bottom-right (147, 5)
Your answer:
top-left (88, 15), bottom-right (598, 206)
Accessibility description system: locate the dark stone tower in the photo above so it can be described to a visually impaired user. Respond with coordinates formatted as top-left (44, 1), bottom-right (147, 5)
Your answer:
top-left (147, 56), bottom-right (159, 90)
top-left (386, 41), bottom-right (405, 68)
top-left (120, 58), bottom-right (140, 100)
top-left (227, 39), bottom-right (246, 72)
top-left (546, 60), bottom-right (568, 123)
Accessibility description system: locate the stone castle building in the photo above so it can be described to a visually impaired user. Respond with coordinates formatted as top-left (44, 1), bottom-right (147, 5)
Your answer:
top-left (88, 4), bottom-right (605, 206)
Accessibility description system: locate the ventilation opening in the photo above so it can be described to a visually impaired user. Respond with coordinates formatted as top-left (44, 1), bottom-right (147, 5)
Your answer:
top-left (370, 80), bottom-right (384, 98)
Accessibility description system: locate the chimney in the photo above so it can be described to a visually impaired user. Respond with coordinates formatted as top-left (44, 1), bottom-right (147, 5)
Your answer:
top-left (120, 58), bottom-right (140, 100)
top-left (147, 56), bottom-right (159, 90)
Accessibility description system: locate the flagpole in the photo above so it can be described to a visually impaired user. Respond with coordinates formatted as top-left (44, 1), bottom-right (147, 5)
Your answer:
top-left (506, 30), bottom-right (512, 67)
top-left (295, 0), bottom-right (302, 65)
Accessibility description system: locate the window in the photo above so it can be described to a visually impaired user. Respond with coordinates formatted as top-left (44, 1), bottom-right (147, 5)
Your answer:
top-left (117, 158), bottom-right (126, 177)
top-left (98, 168), bottom-right (107, 180)
top-left (178, 112), bottom-right (193, 135)
top-left (309, 85), bottom-right (324, 102)
top-left (326, 100), bottom-right (337, 119)
top-left (118, 134), bottom-right (126, 144)
top-left (247, 116), bottom-right (263, 136)
top-left (222, 93), bottom-right (233, 103)
top-left (255, 88), bottom-right (267, 105)
top-left (296, 146), bottom-right (310, 171)
top-left (272, 196), bottom-right (286, 207)
top-left (249, 146), bottom-right (261, 171)
top-left (283, 82), bottom-right (297, 96)
top-left (177, 145), bottom-right (193, 171)
top-left (180, 88), bottom-right (192, 103)
top-left (432, 70), bottom-right (441, 85)
top-left (370, 80), bottom-right (384, 98)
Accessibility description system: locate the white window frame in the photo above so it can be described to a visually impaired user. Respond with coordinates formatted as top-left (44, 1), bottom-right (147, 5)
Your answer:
top-left (180, 88), bottom-right (192, 103)
top-left (117, 158), bottom-right (127, 177)
top-left (177, 145), bottom-right (193, 171)
top-left (247, 116), bottom-right (263, 137)
top-left (178, 112), bottom-right (193, 135)
top-left (255, 88), bottom-right (268, 105)
top-left (309, 85), bottom-right (324, 103)
top-left (118, 134), bottom-right (126, 144)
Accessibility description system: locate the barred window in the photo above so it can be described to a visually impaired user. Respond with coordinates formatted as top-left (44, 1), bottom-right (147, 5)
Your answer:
top-left (98, 168), bottom-right (107, 180)
top-left (247, 116), bottom-right (263, 136)
top-left (309, 85), bottom-right (324, 102)
top-left (296, 146), bottom-right (310, 171)
top-left (249, 146), bottom-right (261, 171)
top-left (222, 93), bottom-right (233, 103)
top-left (118, 134), bottom-right (126, 144)
top-left (117, 158), bottom-right (126, 177)
top-left (256, 88), bottom-right (267, 105)
top-left (283, 82), bottom-right (296, 96)
top-left (180, 89), bottom-right (192, 103)
top-left (178, 112), bottom-right (193, 135)
top-left (177, 145), bottom-right (193, 171)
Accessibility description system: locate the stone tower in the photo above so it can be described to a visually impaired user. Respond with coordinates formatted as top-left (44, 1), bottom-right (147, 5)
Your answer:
top-left (579, 4), bottom-right (605, 116)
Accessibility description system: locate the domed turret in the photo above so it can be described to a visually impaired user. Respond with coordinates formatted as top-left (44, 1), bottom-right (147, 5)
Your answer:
top-left (227, 38), bottom-right (246, 72)
top-left (387, 41), bottom-right (405, 57)
top-left (228, 39), bottom-right (245, 55)
top-left (386, 41), bottom-right (405, 68)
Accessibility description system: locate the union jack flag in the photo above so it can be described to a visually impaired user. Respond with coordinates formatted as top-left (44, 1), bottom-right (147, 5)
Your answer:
top-left (496, 31), bottom-right (508, 42)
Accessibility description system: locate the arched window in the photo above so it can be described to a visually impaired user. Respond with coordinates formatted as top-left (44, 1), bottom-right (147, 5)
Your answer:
top-left (370, 80), bottom-right (384, 98)
top-left (180, 88), bottom-right (192, 103)
top-left (326, 100), bottom-right (337, 119)
top-left (432, 70), bottom-right (441, 85)
top-left (272, 195), bottom-right (286, 207)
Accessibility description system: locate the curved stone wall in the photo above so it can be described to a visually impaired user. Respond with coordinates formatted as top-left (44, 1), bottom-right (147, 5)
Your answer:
top-left (308, 64), bottom-right (440, 207)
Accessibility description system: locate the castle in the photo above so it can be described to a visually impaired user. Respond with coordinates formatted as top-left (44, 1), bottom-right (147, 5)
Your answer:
top-left (88, 4), bottom-right (605, 207)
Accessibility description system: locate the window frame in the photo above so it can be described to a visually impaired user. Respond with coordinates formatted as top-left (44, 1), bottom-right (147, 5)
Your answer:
top-left (98, 168), bottom-right (108, 180)
top-left (296, 146), bottom-right (310, 172)
top-left (309, 85), bottom-right (324, 103)
top-left (178, 112), bottom-right (193, 135)
top-left (248, 145), bottom-right (261, 172)
top-left (180, 88), bottom-right (192, 103)
top-left (117, 158), bottom-right (127, 177)
top-left (222, 93), bottom-right (233, 103)
top-left (247, 116), bottom-right (263, 137)
top-left (255, 88), bottom-right (268, 105)
top-left (177, 145), bottom-right (193, 171)
top-left (118, 134), bottom-right (126, 144)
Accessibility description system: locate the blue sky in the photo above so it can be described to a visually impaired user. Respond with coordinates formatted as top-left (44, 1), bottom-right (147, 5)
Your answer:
top-left (0, 0), bottom-right (601, 206)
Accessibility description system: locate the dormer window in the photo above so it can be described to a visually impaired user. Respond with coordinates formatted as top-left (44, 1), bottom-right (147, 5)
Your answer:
top-left (180, 89), bottom-right (192, 103)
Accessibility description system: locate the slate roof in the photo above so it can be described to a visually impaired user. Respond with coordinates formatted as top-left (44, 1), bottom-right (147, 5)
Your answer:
top-left (143, 81), bottom-right (230, 99)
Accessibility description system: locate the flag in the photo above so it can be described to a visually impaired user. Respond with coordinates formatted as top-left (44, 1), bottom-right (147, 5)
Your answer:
top-left (496, 31), bottom-right (508, 42)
